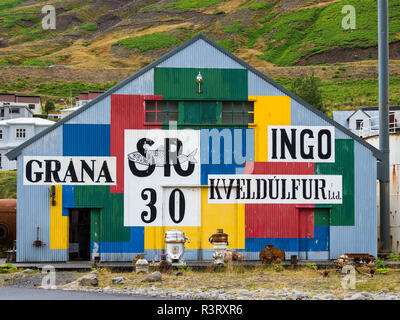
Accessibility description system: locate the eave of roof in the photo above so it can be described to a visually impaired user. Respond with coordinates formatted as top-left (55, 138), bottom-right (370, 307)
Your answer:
top-left (5, 34), bottom-right (384, 161)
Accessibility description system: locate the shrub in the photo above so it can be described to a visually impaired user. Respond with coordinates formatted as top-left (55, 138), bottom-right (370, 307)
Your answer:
top-left (374, 258), bottom-right (388, 269)
top-left (387, 254), bottom-right (400, 261)
top-left (290, 73), bottom-right (325, 113)
top-left (304, 263), bottom-right (318, 270)
top-left (22, 58), bottom-right (46, 66)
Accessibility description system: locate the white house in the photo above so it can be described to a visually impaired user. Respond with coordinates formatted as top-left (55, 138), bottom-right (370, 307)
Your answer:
top-left (0, 118), bottom-right (54, 171)
top-left (0, 93), bottom-right (42, 115)
top-left (333, 106), bottom-right (400, 138)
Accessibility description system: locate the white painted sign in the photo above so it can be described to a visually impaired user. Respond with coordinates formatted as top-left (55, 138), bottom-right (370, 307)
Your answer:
top-left (268, 126), bottom-right (335, 162)
top-left (124, 130), bottom-right (201, 227)
top-left (23, 156), bottom-right (117, 185)
top-left (208, 174), bottom-right (342, 204)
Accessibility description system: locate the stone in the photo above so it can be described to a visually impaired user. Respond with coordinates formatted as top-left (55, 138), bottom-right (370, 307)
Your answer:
top-left (141, 271), bottom-right (162, 282)
top-left (350, 293), bottom-right (367, 300)
top-left (112, 276), bottom-right (126, 284)
top-left (78, 273), bottom-right (98, 287)
top-left (237, 289), bottom-right (250, 296)
top-left (23, 269), bottom-right (35, 274)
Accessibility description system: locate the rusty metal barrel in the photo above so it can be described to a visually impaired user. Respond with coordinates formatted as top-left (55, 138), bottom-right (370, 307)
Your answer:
top-left (208, 229), bottom-right (229, 245)
top-left (0, 199), bottom-right (16, 252)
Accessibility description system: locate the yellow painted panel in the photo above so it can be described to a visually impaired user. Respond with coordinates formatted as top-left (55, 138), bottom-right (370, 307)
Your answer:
top-left (50, 185), bottom-right (69, 249)
top-left (249, 96), bottom-right (291, 162)
top-left (144, 189), bottom-right (245, 250)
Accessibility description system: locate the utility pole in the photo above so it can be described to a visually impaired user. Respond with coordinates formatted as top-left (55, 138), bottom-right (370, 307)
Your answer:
top-left (378, 0), bottom-right (391, 253)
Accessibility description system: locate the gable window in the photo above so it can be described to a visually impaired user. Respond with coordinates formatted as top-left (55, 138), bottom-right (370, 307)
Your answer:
top-left (28, 104), bottom-right (35, 110)
top-left (356, 119), bottom-right (363, 130)
top-left (16, 128), bottom-right (26, 139)
top-left (222, 101), bottom-right (254, 124)
top-left (145, 100), bottom-right (178, 124)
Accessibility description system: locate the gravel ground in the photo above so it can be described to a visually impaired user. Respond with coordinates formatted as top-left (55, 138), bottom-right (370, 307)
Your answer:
top-left (1, 267), bottom-right (399, 300)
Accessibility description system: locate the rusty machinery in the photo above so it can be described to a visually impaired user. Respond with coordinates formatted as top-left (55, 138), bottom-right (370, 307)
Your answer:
top-left (259, 244), bottom-right (286, 264)
top-left (0, 199), bottom-right (16, 253)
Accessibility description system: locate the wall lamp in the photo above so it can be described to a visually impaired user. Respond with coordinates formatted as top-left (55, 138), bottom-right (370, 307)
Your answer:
top-left (196, 72), bottom-right (203, 94)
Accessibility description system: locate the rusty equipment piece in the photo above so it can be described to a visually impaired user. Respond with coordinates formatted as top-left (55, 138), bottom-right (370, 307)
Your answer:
top-left (158, 253), bottom-right (172, 273)
top-left (208, 229), bottom-right (229, 245)
top-left (335, 254), bottom-right (376, 277)
top-left (209, 229), bottom-right (229, 265)
top-left (259, 244), bottom-right (286, 264)
top-left (224, 250), bottom-right (245, 263)
top-left (0, 199), bottom-right (16, 253)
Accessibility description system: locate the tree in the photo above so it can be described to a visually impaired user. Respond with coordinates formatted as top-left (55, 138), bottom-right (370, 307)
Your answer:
top-left (44, 100), bottom-right (55, 114)
top-left (290, 73), bottom-right (325, 113)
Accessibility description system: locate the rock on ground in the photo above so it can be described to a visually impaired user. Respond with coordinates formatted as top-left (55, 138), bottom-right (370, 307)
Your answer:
top-left (112, 276), bottom-right (126, 284)
top-left (141, 272), bottom-right (162, 283)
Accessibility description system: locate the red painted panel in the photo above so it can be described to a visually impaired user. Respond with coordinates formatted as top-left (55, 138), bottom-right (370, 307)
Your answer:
top-left (110, 94), bottom-right (162, 193)
top-left (244, 162), bottom-right (315, 238)
top-left (298, 208), bottom-right (314, 238)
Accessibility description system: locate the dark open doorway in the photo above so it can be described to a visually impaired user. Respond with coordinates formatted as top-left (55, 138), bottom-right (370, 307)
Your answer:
top-left (69, 209), bottom-right (91, 261)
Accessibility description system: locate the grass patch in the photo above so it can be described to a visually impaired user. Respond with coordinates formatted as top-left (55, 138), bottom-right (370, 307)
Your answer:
top-left (113, 33), bottom-right (181, 52)
top-left (164, 0), bottom-right (227, 12)
top-left (216, 39), bottom-right (238, 52)
top-left (80, 24), bottom-right (98, 32)
top-left (0, 172), bottom-right (17, 199)
top-left (222, 20), bottom-right (243, 34)
top-left (139, 4), bottom-right (156, 13)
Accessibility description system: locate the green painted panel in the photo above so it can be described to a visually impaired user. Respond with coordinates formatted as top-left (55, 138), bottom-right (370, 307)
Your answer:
top-left (315, 139), bottom-right (355, 226)
top-left (314, 208), bottom-right (330, 227)
top-left (74, 186), bottom-right (130, 242)
top-left (90, 209), bottom-right (101, 243)
top-left (182, 101), bottom-right (219, 124)
top-left (154, 68), bottom-right (248, 100)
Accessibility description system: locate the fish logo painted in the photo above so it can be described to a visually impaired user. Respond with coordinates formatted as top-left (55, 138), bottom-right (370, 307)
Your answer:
top-left (128, 145), bottom-right (198, 167)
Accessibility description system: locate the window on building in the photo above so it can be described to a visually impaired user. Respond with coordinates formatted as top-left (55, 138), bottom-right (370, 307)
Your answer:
top-left (28, 104), bottom-right (35, 110)
top-left (222, 101), bottom-right (254, 124)
top-left (356, 119), bottom-right (363, 130)
top-left (10, 108), bottom-right (20, 114)
top-left (16, 128), bottom-right (26, 139)
top-left (0, 154), bottom-right (2, 169)
top-left (145, 100), bottom-right (178, 124)
top-left (0, 129), bottom-right (3, 140)
top-left (145, 100), bottom-right (254, 126)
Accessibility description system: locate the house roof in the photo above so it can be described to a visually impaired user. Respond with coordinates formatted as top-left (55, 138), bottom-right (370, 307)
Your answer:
top-left (0, 117), bottom-right (54, 126)
top-left (346, 108), bottom-right (371, 121)
top-left (5, 34), bottom-right (384, 161)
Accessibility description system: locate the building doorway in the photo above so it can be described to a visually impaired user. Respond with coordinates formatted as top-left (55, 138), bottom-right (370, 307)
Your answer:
top-left (69, 209), bottom-right (91, 261)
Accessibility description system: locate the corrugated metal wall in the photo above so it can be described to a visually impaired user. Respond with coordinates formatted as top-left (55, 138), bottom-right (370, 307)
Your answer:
top-left (15, 36), bottom-right (379, 262)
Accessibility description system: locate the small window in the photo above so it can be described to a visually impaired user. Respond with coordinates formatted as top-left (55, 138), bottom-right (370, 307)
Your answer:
top-left (28, 104), bottom-right (35, 110)
top-left (16, 128), bottom-right (26, 139)
top-left (222, 101), bottom-right (254, 124)
top-left (10, 108), bottom-right (20, 114)
top-left (145, 100), bottom-right (178, 124)
top-left (356, 119), bottom-right (363, 130)
top-left (0, 129), bottom-right (3, 140)
top-left (0, 153), bottom-right (2, 169)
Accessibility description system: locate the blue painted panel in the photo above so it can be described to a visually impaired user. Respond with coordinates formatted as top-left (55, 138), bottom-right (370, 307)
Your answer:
top-left (63, 124), bottom-right (110, 156)
top-left (90, 227), bottom-right (144, 253)
top-left (62, 186), bottom-right (74, 217)
top-left (200, 128), bottom-right (254, 185)
top-left (246, 226), bottom-right (329, 252)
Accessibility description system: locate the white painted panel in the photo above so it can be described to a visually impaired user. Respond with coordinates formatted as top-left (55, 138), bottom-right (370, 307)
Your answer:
top-left (124, 129), bottom-right (200, 227)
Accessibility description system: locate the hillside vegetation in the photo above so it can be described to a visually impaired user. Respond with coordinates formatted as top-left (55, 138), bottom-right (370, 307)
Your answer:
top-left (0, 0), bottom-right (399, 112)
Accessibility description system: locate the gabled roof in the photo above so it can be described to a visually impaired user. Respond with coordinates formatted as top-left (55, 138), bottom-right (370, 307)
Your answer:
top-left (346, 108), bottom-right (371, 121)
top-left (6, 34), bottom-right (383, 161)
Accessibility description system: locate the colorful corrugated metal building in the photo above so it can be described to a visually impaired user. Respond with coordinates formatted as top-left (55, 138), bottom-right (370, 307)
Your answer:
top-left (7, 35), bottom-right (382, 262)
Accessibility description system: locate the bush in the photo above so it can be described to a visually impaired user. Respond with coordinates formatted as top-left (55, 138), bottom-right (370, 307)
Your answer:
top-left (290, 73), bottom-right (325, 113)
top-left (304, 263), bottom-right (318, 270)
top-left (387, 254), bottom-right (400, 261)
top-left (44, 100), bottom-right (55, 114)
top-left (374, 258), bottom-right (388, 269)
